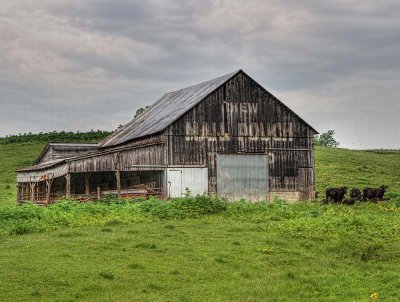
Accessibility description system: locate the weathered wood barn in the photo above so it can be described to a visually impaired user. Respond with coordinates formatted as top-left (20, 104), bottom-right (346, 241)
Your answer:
top-left (17, 70), bottom-right (318, 204)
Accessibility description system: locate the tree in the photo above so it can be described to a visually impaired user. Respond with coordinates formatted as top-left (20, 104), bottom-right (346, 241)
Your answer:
top-left (134, 106), bottom-right (150, 119)
top-left (314, 130), bottom-right (340, 148)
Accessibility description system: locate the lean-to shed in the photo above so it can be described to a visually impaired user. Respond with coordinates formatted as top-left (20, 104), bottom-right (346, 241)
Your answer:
top-left (17, 70), bottom-right (318, 204)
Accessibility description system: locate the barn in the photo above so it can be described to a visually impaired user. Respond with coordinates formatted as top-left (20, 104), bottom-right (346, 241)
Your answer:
top-left (16, 70), bottom-right (318, 204)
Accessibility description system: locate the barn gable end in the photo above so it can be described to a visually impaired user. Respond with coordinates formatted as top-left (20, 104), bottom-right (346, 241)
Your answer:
top-left (166, 71), bottom-right (317, 201)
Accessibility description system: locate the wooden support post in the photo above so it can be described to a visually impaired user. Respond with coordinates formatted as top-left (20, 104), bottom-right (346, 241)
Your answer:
top-left (65, 173), bottom-right (71, 198)
top-left (113, 152), bottom-right (121, 198)
top-left (84, 173), bottom-right (91, 195)
top-left (16, 183), bottom-right (21, 203)
top-left (97, 187), bottom-right (101, 200)
top-left (24, 183), bottom-right (29, 202)
top-left (163, 169), bottom-right (168, 199)
top-left (115, 170), bottom-right (121, 198)
top-left (29, 182), bottom-right (37, 202)
top-left (46, 178), bottom-right (53, 204)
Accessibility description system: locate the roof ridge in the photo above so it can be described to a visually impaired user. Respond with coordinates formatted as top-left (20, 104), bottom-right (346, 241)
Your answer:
top-left (163, 69), bottom-right (241, 95)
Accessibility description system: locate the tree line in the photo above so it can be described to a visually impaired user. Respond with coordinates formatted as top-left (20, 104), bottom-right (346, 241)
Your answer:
top-left (0, 130), bottom-right (111, 145)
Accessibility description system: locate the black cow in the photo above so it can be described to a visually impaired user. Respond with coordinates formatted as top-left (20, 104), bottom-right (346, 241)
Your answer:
top-left (343, 188), bottom-right (362, 205)
top-left (350, 188), bottom-right (362, 199)
top-left (363, 185), bottom-right (388, 202)
top-left (343, 197), bottom-right (358, 205)
top-left (326, 187), bottom-right (348, 203)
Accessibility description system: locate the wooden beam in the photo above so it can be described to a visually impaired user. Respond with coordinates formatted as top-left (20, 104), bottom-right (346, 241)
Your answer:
top-left (65, 173), bottom-right (71, 198)
top-left (113, 152), bottom-right (121, 198)
top-left (16, 183), bottom-right (21, 203)
top-left (84, 173), bottom-right (91, 195)
top-left (29, 182), bottom-right (36, 202)
top-left (46, 178), bottom-right (53, 204)
top-left (115, 170), bottom-right (121, 198)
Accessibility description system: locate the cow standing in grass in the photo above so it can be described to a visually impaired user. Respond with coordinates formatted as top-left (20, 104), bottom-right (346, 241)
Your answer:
top-left (325, 187), bottom-right (348, 203)
top-left (363, 185), bottom-right (388, 202)
top-left (343, 188), bottom-right (362, 205)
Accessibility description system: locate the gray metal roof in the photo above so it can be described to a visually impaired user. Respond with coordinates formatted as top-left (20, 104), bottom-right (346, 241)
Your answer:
top-left (17, 159), bottom-right (66, 172)
top-left (100, 70), bottom-right (241, 147)
top-left (34, 143), bottom-right (99, 165)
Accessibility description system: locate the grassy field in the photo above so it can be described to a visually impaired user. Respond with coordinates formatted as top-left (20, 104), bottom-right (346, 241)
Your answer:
top-left (1, 142), bottom-right (400, 301)
top-left (1, 198), bottom-right (400, 301)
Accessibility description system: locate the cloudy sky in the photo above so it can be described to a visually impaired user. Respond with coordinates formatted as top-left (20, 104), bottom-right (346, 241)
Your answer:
top-left (1, 0), bottom-right (399, 149)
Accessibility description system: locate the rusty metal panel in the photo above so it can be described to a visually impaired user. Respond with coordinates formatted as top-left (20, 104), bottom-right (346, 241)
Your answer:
top-left (217, 154), bottom-right (268, 201)
top-left (167, 167), bottom-right (208, 198)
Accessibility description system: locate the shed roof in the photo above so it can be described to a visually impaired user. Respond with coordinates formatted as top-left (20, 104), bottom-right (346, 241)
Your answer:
top-left (34, 143), bottom-right (99, 164)
top-left (17, 159), bottom-right (66, 172)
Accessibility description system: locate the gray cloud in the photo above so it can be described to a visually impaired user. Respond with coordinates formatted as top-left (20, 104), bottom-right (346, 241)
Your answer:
top-left (0, 0), bottom-right (399, 149)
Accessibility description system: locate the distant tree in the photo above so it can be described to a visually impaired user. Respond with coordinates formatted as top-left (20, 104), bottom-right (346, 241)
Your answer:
top-left (314, 130), bottom-right (340, 148)
top-left (134, 106), bottom-right (150, 119)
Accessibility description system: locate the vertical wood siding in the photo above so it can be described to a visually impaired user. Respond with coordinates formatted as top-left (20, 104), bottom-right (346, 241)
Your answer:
top-left (167, 72), bottom-right (316, 194)
top-left (68, 135), bottom-right (165, 173)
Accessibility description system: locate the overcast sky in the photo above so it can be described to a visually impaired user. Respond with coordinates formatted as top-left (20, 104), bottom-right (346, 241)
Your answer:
top-left (1, 1), bottom-right (399, 149)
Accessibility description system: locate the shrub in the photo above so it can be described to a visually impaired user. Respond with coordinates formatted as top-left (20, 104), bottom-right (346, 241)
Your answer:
top-left (0, 195), bottom-right (229, 236)
top-left (11, 223), bottom-right (42, 235)
top-left (168, 194), bottom-right (228, 218)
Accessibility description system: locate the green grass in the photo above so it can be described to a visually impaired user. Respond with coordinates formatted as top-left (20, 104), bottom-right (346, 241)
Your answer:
top-left (1, 199), bottom-right (400, 301)
top-left (1, 143), bottom-right (400, 301)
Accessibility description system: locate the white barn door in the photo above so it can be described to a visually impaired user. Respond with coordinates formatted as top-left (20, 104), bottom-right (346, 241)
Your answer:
top-left (167, 168), bottom-right (208, 198)
top-left (167, 169), bottom-right (183, 198)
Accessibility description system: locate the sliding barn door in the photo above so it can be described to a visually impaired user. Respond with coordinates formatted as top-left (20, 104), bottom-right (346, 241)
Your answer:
top-left (217, 154), bottom-right (268, 202)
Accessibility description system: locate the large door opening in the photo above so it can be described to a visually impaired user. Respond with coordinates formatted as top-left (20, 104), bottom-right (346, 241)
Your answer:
top-left (217, 154), bottom-right (268, 201)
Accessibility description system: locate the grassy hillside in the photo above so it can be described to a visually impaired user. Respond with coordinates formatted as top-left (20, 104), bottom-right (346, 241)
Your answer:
top-left (1, 143), bottom-right (399, 205)
top-left (315, 147), bottom-right (400, 194)
top-left (0, 143), bottom-right (46, 205)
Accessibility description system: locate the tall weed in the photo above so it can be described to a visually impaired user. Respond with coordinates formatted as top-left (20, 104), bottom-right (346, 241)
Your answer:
top-left (0, 195), bottom-right (228, 236)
